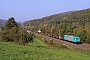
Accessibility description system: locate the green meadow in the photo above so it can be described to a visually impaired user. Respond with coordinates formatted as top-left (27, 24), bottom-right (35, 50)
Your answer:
top-left (0, 40), bottom-right (90, 60)
top-left (29, 38), bottom-right (48, 46)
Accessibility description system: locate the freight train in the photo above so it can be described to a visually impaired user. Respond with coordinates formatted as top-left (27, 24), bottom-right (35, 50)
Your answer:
top-left (64, 35), bottom-right (80, 43)
top-left (35, 30), bottom-right (81, 43)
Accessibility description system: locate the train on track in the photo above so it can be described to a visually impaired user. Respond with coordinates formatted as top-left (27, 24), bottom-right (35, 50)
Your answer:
top-left (34, 30), bottom-right (81, 43)
top-left (64, 35), bottom-right (80, 43)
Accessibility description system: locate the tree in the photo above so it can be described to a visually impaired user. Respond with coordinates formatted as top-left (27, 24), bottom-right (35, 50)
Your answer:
top-left (65, 24), bottom-right (73, 34)
top-left (59, 23), bottom-right (66, 39)
top-left (50, 25), bottom-right (56, 35)
top-left (1, 17), bottom-right (35, 45)
top-left (1, 17), bottom-right (19, 42)
top-left (5, 17), bottom-right (18, 30)
top-left (19, 30), bottom-right (35, 45)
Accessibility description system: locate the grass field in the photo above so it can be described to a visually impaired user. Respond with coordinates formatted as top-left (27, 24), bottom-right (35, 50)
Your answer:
top-left (0, 41), bottom-right (90, 60)
top-left (28, 38), bottom-right (48, 46)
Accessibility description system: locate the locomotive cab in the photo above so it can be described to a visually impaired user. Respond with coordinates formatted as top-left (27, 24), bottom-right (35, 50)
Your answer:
top-left (72, 36), bottom-right (80, 43)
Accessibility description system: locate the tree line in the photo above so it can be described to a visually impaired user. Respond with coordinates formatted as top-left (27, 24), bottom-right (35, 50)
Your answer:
top-left (23, 8), bottom-right (90, 44)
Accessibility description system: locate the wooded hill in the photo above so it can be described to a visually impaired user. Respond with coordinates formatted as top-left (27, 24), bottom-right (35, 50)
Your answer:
top-left (23, 8), bottom-right (90, 44)
top-left (0, 19), bottom-right (7, 29)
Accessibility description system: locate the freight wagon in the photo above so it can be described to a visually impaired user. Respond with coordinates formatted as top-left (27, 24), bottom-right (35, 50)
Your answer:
top-left (64, 35), bottom-right (80, 43)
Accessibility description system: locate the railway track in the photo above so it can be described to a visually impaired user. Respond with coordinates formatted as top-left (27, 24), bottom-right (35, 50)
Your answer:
top-left (28, 30), bottom-right (90, 51)
top-left (43, 34), bottom-right (90, 50)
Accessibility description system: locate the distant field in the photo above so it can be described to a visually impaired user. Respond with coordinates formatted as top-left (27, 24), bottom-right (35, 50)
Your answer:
top-left (0, 42), bottom-right (90, 60)
top-left (28, 38), bottom-right (48, 46)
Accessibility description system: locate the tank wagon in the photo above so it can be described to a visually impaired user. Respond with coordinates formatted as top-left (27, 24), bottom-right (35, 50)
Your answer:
top-left (64, 35), bottom-right (80, 43)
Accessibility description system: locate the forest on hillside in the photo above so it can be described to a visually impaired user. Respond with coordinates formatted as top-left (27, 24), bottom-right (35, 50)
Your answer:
top-left (0, 19), bottom-right (7, 29)
top-left (23, 8), bottom-right (90, 44)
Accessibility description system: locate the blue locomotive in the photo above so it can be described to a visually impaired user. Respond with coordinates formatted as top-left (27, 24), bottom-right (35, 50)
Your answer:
top-left (64, 35), bottom-right (80, 43)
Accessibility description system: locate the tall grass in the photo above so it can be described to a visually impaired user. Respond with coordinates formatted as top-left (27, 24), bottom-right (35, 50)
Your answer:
top-left (0, 42), bottom-right (90, 60)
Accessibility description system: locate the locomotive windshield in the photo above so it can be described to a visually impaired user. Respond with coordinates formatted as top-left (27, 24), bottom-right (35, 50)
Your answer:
top-left (76, 38), bottom-right (80, 40)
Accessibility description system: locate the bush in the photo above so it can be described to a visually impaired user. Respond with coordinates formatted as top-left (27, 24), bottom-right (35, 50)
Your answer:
top-left (19, 30), bottom-right (35, 45)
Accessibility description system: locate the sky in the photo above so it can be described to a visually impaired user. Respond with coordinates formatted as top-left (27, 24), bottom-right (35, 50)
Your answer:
top-left (0, 0), bottom-right (90, 22)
